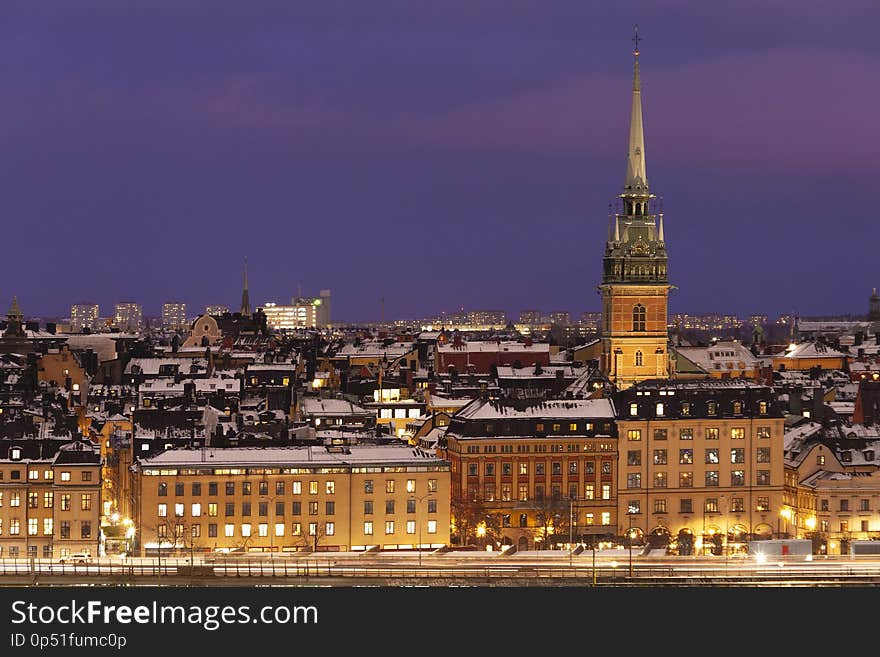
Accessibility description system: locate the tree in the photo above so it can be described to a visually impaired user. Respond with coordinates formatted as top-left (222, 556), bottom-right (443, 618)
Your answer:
top-left (295, 522), bottom-right (327, 553)
top-left (451, 498), bottom-right (495, 547)
top-left (533, 495), bottom-right (570, 549)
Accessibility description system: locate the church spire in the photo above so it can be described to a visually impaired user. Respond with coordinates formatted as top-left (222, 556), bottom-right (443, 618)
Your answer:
top-left (624, 25), bottom-right (648, 194)
top-left (240, 257), bottom-right (251, 317)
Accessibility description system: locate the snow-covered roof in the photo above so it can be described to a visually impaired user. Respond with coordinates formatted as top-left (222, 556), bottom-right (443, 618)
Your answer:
top-left (495, 365), bottom-right (584, 379)
top-left (138, 445), bottom-right (447, 468)
top-left (675, 341), bottom-right (760, 372)
top-left (300, 398), bottom-right (370, 416)
top-left (426, 393), bottom-right (472, 409)
top-left (456, 397), bottom-right (615, 420)
top-left (780, 342), bottom-right (847, 359)
top-left (336, 341), bottom-right (416, 359)
top-left (246, 363), bottom-right (297, 371)
top-left (126, 358), bottom-right (207, 375)
top-left (437, 340), bottom-right (550, 354)
top-left (139, 376), bottom-right (240, 394)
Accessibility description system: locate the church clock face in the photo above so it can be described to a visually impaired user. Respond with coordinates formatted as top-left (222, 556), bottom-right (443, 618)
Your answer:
top-left (632, 239), bottom-right (647, 255)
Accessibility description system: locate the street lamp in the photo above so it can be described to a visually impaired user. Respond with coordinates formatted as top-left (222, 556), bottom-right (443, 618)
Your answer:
top-left (627, 512), bottom-right (634, 578)
top-left (410, 493), bottom-right (432, 567)
top-left (779, 506), bottom-right (792, 538)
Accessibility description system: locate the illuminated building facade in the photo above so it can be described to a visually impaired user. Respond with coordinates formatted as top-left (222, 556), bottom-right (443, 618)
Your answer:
top-left (440, 398), bottom-right (619, 551)
top-left (615, 381), bottom-right (785, 555)
top-left (132, 446), bottom-right (450, 554)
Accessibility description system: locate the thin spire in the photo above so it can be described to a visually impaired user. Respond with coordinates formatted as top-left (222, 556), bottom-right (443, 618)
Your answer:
top-left (8, 295), bottom-right (22, 318)
top-left (240, 257), bottom-right (251, 316)
top-left (624, 24), bottom-right (648, 194)
top-left (658, 214), bottom-right (665, 242)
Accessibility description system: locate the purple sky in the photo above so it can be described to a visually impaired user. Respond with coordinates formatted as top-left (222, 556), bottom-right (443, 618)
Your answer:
top-left (1, 1), bottom-right (879, 323)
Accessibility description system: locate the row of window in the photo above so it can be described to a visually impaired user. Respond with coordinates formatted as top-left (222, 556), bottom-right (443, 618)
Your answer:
top-left (157, 498), bottom-right (440, 518)
top-left (628, 400), bottom-right (769, 416)
top-left (464, 442), bottom-right (615, 454)
top-left (626, 497), bottom-right (771, 514)
top-left (0, 470), bottom-right (92, 482)
top-left (0, 518), bottom-right (91, 539)
top-left (627, 427), bottom-right (772, 440)
top-left (820, 499), bottom-right (874, 512)
top-left (157, 479), bottom-right (439, 497)
top-left (161, 520), bottom-right (441, 540)
top-left (0, 492), bottom-right (91, 510)
top-left (466, 461), bottom-right (613, 477)
top-left (466, 483), bottom-right (614, 502)
top-left (625, 470), bottom-right (772, 488)
top-left (627, 447), bottom-right (772, 465)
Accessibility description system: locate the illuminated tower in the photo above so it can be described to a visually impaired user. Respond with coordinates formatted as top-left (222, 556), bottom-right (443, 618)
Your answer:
top-left (599, 28), bottom-right (672, 388)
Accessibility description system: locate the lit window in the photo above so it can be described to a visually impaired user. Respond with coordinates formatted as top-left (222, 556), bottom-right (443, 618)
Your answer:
top-left (385, 521), bottom-right (395, 535)
top-left (241, 524), bottom-right (252, 537)
top-left (406, 479), bottom-right (416, 493)
top-left (158, 504), bottom-right (167, 517)
top-left (627, 429), bottom-right (641, 441)
top-left (406, 521), bottom-right (416, 535)
top-left (655, 402), bottom-right (663, 416)
top-left (326, 481), bottom-right (335, 495)
top-left (61, 472), bottom-right (71, 482)
top-left (225, 524), bottom-right (235, 537)
top-left (191, 503), bottom-right (201, 517)
top-left (427, 520), bottom-right (437, 534)
top-left (364, 521), bottom-right (373, 536)
top-left (601, 512), bottom-right (611, 526)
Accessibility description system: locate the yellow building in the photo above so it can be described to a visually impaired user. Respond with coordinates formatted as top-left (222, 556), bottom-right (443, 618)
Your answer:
top-left (615, 381), bottom-right (786, 555)
top-left (37, 345), bottom-right (87, 391)
top-left (803, 470), bottom-right (880, 554)
top-left (131, 445), bottom-right (450, 554)
top-left (0, 439), bottom-right (102, 559)
top-left (599, 40), bottom-right (671, 388)
top-left (440, 398), bottom-right (619, 551)
top-left (772, 341), bottom-right (847, 372)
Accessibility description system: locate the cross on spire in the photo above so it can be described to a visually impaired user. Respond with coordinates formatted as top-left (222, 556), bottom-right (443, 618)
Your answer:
top-left (632, 24), bottom-right (641, 54)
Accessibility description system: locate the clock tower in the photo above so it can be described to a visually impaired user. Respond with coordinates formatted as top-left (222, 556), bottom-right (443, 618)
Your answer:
top-left (599, 32), bottom-right (672, 388)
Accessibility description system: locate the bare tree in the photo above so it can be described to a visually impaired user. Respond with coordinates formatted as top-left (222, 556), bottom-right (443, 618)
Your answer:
top-left (533, 495), bottom-right (570, 550)
top-left (451, 498), bottom-right (497, 547)
top-left (295, 522), bottom-right (327, 553)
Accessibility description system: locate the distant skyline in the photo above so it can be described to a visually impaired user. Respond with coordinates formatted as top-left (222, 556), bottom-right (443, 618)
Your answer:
top-left (1, 3), bottom-right (879, 322)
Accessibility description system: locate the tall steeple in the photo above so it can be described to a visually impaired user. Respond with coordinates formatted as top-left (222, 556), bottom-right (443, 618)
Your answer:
top-left (624, 25), bottom-right (648, 194)
top-left (240, 257), bottom-right (251, 317)
top-left (597, 27), bottom-right (672, 389)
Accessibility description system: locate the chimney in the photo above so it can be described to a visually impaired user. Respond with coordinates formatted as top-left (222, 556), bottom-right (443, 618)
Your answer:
top-left (524, 337), bottom-right (533, 347)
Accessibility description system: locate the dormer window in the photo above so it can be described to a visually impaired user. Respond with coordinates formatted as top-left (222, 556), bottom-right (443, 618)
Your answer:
top-left (707, 401), bottom-right (716, 416)
top-left (865, 451), bottom-right (875, 462)
top-left (758, 401), bottom-right (768, 415)
top-left (10, 447), bottom-right (21, 461)
top-left (629, 402), bottom-right (638, 416)
top-left (656, 403), bottom-right (664, 416)
top-left (733, 401), bottom-right (742, 414)
top-left (681, 402), bottom-right (691, 416)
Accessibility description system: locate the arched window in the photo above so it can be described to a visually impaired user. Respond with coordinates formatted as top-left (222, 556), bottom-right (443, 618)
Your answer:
top-left (632, 304), bottom-right (646, 331)
top-left (635, 350), bottom-right (643, 366)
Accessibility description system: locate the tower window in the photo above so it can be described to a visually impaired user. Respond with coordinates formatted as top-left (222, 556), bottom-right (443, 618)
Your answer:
top-left (635, 350), bottom-right (643, 366)
top-left (632, 304), bottom-right (646, 332)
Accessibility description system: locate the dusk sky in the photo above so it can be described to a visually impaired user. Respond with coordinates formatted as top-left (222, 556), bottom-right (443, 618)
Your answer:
top-left (1, 1), bottom-right (878, 323)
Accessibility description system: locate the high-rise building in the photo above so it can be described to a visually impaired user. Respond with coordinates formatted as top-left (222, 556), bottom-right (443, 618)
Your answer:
top-left (317, 289), bottom-right (332, 328)
top-left (206, 305), bottom-right (229, 316)
top-left (260, 290), bottom-right (332, 330)
top-left (161, 303), bottom-right (188, 331)
top-left (599, 36), bottom-right (671, 388)
top-left (548, 311), bottom-right (571, 326)
top-left (70, 303), bottom-right (100, 332)
top-left (519, 310), bottom-right (542, 325)
top-left (113, 302), bottom-right (143, 332)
